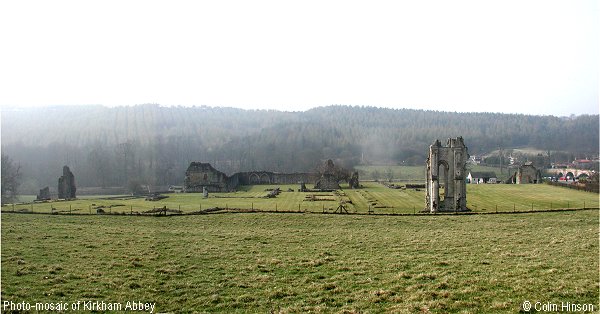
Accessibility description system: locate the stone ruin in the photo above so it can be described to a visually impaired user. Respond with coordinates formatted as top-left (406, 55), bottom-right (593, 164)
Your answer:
top-left (36, 186), bottom-right (51, 201)
top-left (313, 159), bottom-right (359, 190)
top-left (184, 162), bottom-right (232, 192)
top-left (184, 159), bottom-right (359, 192)
top-left (509, 162), bottom-right (542, 184)
top-left (425, 137), bottom-right (468, 213)
top-left (58, 165), bottom-right (76, 199)
top-left (265, 187), bottom-right (281, 198)
top-left (314, 160), bottom-right (342, 190)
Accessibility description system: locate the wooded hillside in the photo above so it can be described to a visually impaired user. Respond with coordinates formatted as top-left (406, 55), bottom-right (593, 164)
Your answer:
top-left (1, 105), bottom-right (598, 191)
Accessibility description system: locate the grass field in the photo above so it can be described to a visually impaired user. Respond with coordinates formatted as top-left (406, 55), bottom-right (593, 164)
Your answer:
top-left (2, 210), bottom-right (598, 313)
top-left (4, 183), bottom-right (598, 215)
top-left (355, 165), bottom-right (426, 181)
top-left (356, 165), bottom-right (514, 182)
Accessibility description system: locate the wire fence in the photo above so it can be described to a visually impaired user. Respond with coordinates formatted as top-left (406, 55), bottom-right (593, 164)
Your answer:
top-left (2, 201), bottom-right (598, 217)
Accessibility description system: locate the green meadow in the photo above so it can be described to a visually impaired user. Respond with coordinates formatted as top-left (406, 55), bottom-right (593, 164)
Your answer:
top-left (355, 165), bottom-right (513, 182)
top-left (2, 210), bottom-right (598, 313)
top-left (4, 183), bottom-right (598, 215)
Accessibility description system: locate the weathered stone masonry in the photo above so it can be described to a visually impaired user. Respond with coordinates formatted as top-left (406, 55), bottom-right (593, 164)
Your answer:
top-left (183, 162), bottom-right (233, 192)
top-left (425, 137), bottom-right (468, 212)
top-left (58, 165), bottom-right (76, 199)
top-left (183, 160), bottom-right (355, 192)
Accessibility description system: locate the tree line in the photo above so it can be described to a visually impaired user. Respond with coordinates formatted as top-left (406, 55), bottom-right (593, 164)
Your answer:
top-left (1, 104), bottom-right (598, 194)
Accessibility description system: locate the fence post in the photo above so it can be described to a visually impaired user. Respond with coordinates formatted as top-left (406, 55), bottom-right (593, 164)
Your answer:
top-left (495, 204), bottom-right (497, 213)
top-left (513, 203), bottom-right (515, 212)
top-left (89, 205), bottom-right (91, 214)
top-left (70, 204), bottom-right (72, 214)
top-left (252, 202), bottom-right (254, 210)
top-left (298, 203), bottom-right (301, 212)
top-left (131, 205), bottom-right (133, 214)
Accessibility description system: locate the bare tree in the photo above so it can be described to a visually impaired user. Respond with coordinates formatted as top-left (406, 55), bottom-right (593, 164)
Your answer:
top-left (87, 146), bottom-right (112, 187)
top-left (371, 169), bottom-right (380, 181)
top-left (1, 154), bottom-right (21, 204)
top-left (386, 167), bottom-right (394, 182)
top-left (115, 141), bottom-right (137, 185)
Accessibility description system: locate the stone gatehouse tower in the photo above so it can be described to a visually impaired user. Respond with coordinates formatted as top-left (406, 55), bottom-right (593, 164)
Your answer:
top-left (425, 137), bottom-right (468, 212)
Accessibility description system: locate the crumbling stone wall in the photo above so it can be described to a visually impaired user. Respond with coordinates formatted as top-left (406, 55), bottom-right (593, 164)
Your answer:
top-left (37, 186), bottom-right (51, 201)
top-left (234, 172), bottom-right (318, 185)
top-left (425, 137), bottom-right (468, 212)
top-left (184, 162), bottom-right (232, 192)
top-left (184, 160), bottom-right (357, 192)
top-left (512, 162), bottom-right (542, 184)
top-left (314, 160), bottom-right (342, 190)
top-left (58, 166), bottom-right (76, 199)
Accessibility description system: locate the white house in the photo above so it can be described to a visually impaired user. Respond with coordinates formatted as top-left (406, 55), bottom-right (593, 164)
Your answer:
top-left (467, 171), bottom-right (498, 184)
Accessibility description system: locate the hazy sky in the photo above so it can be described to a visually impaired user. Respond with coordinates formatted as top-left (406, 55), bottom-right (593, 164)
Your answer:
top-left (1, 0), bottom-right (598, 116)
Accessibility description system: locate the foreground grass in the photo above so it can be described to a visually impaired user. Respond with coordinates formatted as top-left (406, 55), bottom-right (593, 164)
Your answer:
top-left (2, 211), bottom-right (598, 313)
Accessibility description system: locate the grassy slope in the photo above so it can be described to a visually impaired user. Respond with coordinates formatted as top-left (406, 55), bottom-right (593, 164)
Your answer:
top-left (6, 183), bottom-right (598, 215)
top-left (356, 165), bottom-right (514, 182)
top-left (466, 184), bottom-right (598, 212)
top-left (2, 211), bottom-right (598, 313)
top-left (355, 165), bottom-right (426, 181)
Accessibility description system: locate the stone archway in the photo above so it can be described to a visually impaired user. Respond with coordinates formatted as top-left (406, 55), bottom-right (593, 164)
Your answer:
top-left (437, 160), bottom-right (449, 205)
top-left (426, 137), bottom-right (468, 213)
top-left (249, 173), bottom-right (260, 184)
top-left (260, 173), bottom-right (271, 184)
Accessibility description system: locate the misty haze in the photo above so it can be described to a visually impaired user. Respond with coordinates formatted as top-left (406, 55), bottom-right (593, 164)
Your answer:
top-left (2, 105), bottom-right (598, 194)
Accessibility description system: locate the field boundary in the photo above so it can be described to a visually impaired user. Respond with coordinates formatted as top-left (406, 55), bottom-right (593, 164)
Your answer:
top-left (2, 206), bottom-right (598, 218)
top-left (546, 181), bottom-right (599, 193)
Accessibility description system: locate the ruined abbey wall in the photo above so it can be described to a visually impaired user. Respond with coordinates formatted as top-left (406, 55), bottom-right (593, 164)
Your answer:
top-left (184, 162), bottom-right (233, 192)
top-left (233, 172), bottom-right (319, 185)
top-left (184, 161), bottom-right (349, 192)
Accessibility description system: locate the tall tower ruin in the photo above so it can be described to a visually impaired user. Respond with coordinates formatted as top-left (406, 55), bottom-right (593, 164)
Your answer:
top-left (425, 137), bottom-right (468, 212)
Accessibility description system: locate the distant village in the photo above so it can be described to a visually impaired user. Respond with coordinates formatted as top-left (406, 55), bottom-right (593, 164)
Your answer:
top-left (466, 154), bottom-right (598, 185)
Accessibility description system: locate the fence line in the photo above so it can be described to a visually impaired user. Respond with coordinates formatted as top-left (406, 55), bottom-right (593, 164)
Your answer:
top-left (546, 181), bottom-right (599, 193)
top-left (2, 204), bottom-right (598, 217)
